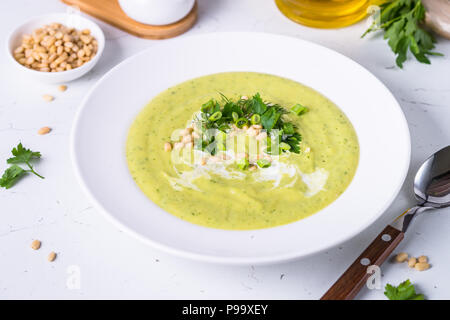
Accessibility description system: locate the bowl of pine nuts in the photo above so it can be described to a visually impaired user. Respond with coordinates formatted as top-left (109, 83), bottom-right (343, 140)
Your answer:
top-left (7, 13), bottom-right (105, 84)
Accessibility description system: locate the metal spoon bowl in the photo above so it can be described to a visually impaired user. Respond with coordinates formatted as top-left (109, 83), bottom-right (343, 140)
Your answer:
top-left (402, 145), bottom-right (450, 232)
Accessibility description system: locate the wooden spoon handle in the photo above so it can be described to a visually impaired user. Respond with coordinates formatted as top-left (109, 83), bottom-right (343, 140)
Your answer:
top-left (321, 225), bottom-right (404, 300)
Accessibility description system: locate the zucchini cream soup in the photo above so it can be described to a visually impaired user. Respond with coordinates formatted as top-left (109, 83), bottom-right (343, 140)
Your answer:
top-left (126, 72), bottom-right (359, 230)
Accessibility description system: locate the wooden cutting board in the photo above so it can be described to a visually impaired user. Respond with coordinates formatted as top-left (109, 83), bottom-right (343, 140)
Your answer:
top-left (61, 0), bottom-right (197, 39)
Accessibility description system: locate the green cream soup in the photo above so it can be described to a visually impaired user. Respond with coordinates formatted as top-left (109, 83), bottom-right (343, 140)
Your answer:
top-left (126, 72), bottom-right (359, 230)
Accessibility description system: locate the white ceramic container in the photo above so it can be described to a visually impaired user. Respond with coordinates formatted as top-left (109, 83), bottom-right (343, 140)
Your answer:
top-left (118, 0), bottom-right (195, 25)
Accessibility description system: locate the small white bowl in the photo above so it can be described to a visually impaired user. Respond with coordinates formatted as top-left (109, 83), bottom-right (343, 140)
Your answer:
top-left (6, 13), bottom-right (105, 84)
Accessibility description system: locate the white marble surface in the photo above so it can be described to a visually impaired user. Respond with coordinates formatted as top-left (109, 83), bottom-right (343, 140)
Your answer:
top-left (0, 0), bottom-right (449, 300)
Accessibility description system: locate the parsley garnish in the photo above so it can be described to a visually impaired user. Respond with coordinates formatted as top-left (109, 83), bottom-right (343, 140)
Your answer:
top-left (0, 143), bottom-right (44, 189)
top-left (384, 279), bottom-right (425, 300)
top-left (193, 93), bottom-right (307, 156)
top-left (362, 0), bottom-right (443, 68)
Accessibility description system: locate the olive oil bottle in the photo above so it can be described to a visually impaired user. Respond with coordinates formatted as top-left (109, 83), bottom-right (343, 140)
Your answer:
top-left (275, 0), bottom-right (386, 29)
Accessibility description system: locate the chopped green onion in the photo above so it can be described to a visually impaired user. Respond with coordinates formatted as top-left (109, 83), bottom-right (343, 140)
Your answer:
top-left (251, 114), bottom-right (261, 124)
top-left (209, 111), bottom-right (222, 121)
top-left (291, 104), bottom-right (308, 116)
top-left (256, 159), bottom-right (271, 168)
top-left (235, 117), bottom-right (248, 128)
top-left (279, 142), bottom-right (291, 151)
top-left (236, 158), bottom-right (249, 170)
top-left (201, 100), bottom-right (215, 113)
top-left (232, 112), bottom-right (239, 122)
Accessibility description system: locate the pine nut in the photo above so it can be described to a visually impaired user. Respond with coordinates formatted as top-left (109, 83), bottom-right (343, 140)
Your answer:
top-left (48, 252), bottom-right (57, 262)
top-left (14, 53), bottom-right (25, 59)
top-left (38, 126), bottom-right (51, 135)
top-left (31, 240), bottom-right (41, 250)
top-left (58, 85), bottom-right (67, 92)
top-left (414, 262), bottom-right (430, 271)
top-left (42, 94), bottom-right (54, 102)
top-left (418, 255), bottom-right (428, 263)
top-left (80, 34), bottom-right (92, 44)
top-left (408, 257), bottom-right (417, 268)
top-left (395, 252), bottom-right (408, 263)
top-left (164, 142), bottom-right (172, 152)
top-left (48, 53), bottom-right (57, 62)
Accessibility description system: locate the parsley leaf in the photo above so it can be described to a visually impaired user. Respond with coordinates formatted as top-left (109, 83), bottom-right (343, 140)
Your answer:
top-left (384, 279), bottom-right (425, 300)
top-left (248, 93), bottom-right (267, 115)
top-left (0, 165), bottom-right (26, 189)
top-left (261, 107), bottom-right (282, 132)
top-left (0, 143), bottom-right (44, 189)
top-left (363, 0), bottom-right (443, 68)
top-left (7, 142), bottom-right (41, 164)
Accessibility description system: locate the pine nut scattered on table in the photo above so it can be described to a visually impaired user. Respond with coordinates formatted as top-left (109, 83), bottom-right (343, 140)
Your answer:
top-left (43, 94), bottom-right (54, 102)
top-left (58, 85), bottom-right (67, 92)
top-left (408, 257), bottom-right (417, 268)
top-left (31, 239), bottom-right (41, 250)
top-left (395, 252), bottom-right (408, 263)
top-left (418, 255), bottom-right (428, 263)
top-left (414, 262), bottom-right (430, 271)
top-left (47, 251), bottom-right (57, 262)
top-left (38, 126), bottom-right (51, 135)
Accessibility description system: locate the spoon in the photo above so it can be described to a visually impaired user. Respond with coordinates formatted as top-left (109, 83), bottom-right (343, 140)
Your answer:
top-left (321, 145), bottom-right (450, 300)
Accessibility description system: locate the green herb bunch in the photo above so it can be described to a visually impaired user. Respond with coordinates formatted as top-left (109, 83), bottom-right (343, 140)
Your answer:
top-left (193, 93), bottom-right (308, 156)
top-left (363, 0), bottom-right (442, 68)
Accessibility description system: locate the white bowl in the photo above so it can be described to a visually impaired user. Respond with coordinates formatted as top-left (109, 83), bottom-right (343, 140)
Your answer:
top-left (6, 13), bottom-right (105, 84)
top-left (71, 33), bottom-right (410, 265)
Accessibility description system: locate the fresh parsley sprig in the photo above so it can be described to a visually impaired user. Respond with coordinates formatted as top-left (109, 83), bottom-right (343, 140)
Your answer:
top-left (384, 279), bottom-right (425, 300)
top-left (0, 143), bottom-right (44, 189)
top-left (363, 0), bottom-right (443, 68)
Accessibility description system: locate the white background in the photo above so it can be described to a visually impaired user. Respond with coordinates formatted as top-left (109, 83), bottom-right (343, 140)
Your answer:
top-left (0, 0), bottom-right (449, 300)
